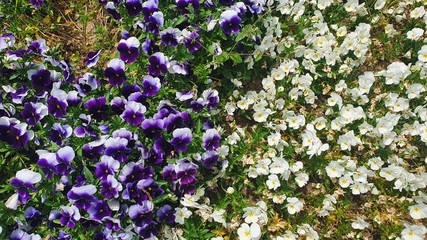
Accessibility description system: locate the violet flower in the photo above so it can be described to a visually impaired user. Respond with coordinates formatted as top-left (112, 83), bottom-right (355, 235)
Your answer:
top-left (75, 73), bottom-right (100, 96)
top-left (203, 88), bottom-right (219, 110)
top-left (128, 201), bottom-right (154, 226)
top-left (176, 159), bottom-right (198, 185)
top-left (37, 151), bottom-right (58, 179)
top-left (104, 217), bottom-right (122, 231)
top-left (104, 59), bottom-right (126, 86)
top-left (0, 117), bottom-right (34, 149)
top-left (157, 204), bottom-right (175, 224)
top-left (58, 206), bottom-right (81, 228)
top-left (54, 146), bottom-right (75, 176)
top-left (142, 0), bottom-right (158, 21)
top-left (106, 2), bottom-right (122, 20)
top-left (219, 0), bottom-right (234, 5)
top-left (122, 181), bottom-right (147, 203)
top-left (84, 50), bottom-right (101, 68)
top-left (121, 101), bottom-right (146, 126)
top-left (203, 128), bottom-right (221, 150)
top-left (0, 33), bottom-right (15, 51)
top-left (190, 98), bottom-right (206, 112)
top-left (202, 151), bottom-right (220, 169)
top-left (141, 38), bottom-right (159, 55)
top-left (148, 52), bottom-right (169, 77)
top-left (10, 229), bottom-right (41, 240)
top-left (170, 127), bottom-right (192, 152)
top-left (50, 123), bottom-right (72, 145)
top-left (176, 0), bottom-right (200, 14)
top-left (119, 162), bottom-right (153, 184)
top-left (182, 30), bottom-right (202, 53)
top-left (220, 10), bottom-right (242, 35)
top-left (88, 200), bottom-right (112, 221)
top-left (47, 95), bottom-right (68, 118)
top-left (86, 97), bottom-right (109, 121)
top-left (101, 175), bottom-right (122, 199)
top-left (27, 39), bottom-right (49, 55)
top-left (141, 118), bottom-right (163, 139)
top-left (25, 206), bottom-right (43, 227)
top-left (137, 178), bottom-right (164, 198)
top-left (142, 75), bottom-right (161, 97)
top-left (104, 137), bottom-right (131, 162)
top-left (146, 11), bottom-right (164, 35)
top-left (30, 0), bottom-right (44, 8)
top-left (117, 37), bottom-right (140, 63)
top-left (176, 90), bottom-right (193, 102)
top-left (160, 27), bottom-right (180, 47)
top-left (10, 169), bottom-right (42, 204)
top-left (5, 84), bottom-right (29, 104)
top-left (111, 97), bottom-right (127, 115)
top-left (125, 0), bottom-right (143, 16)
top-left (162, 164), bottom-right (177, 184)
top-left (67, 184), bottom-right (97, 210)
top-left (74, 114), bottom-right (97, 138)
top-left (21, 102), bottom-right (48, 126)
top-left (95, 156), bottom-right (120, 180)
top-left (58, 230), bottom-right (72, 240)
top-left (122, 84), bottom-right (141, 98)
top-left (27, 68), bottom-right (52, 91)
top-left (66, 90), bottom-right (81, 106)
top-left (168, 60), bottom-right (188, 75)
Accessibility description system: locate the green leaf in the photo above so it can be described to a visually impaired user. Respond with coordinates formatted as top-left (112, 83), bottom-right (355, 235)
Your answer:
top-left (83, 166), bottom-right (94, 183)
top-left (230, 54), bottom-right (242, 64)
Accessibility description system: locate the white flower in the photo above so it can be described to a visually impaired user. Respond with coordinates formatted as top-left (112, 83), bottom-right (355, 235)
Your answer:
top-left (374, 0), bottom-right (385, 9)
top-left (286, 197), bottom-right (304, 215)
top-left (269, 157), bottom-right (289, 174)
top-left (407, 28), bottom-right (424, 40)
top-left (5, 193), bottom-right (19, 210)
top-left (410, 6), bottom-right (425, 19)
top-left (418, 45), bottom-right (427, 62)
top-left (174, 207), bottom-right (192, 224)
top-left (295, 172), bottom-right (309, 187)
top-left (339, 174), bottom-right (353, 188)
top-left (266, 174), bottom-right (281, 190)
top-left (326, 161), bottom-right (345, 178)
top-left (255, 158), bottom-right (271, 175)
top-left (409, 203), bottom-right (427, 219)
top-left (401, 223), bottom-right (427, 240)
top-left (253, 110), bottom-right (270, 122)
top-left (209, 209), bottom-right (227, 227)
top-left (351, 217), bottom-right (369, 230)
top-left (237, 223), bottom-right (261, 240)
top-left (243, 207), bottom-right (260, 224)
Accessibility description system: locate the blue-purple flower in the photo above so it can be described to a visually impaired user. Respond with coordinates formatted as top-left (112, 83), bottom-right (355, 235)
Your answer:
top-left (117, 37), bottom-right (140, 63)
top-left (0, 117), bottom-right (34, 149)
top-left (104, 137), bottom-right (131, 162)
top-left (10, 229), bottom-right (41, 240)
top-left (203, 128), bottom-right (221, 151)
top-left (142, 75), bottom-right (161, 97)
top-left (141, 38), bottom-right (159, 55)
top-left (54, 146), bottom-right (75, 176)
top-left (128, 201), bottom-right (154, 226)
top-left (119, 162), bottom-right (153, 184)
top-left (27, 39), bottom-right (49, 55)
top-left (104, 59), bottom-right (126, 86)
top-left (88, 200), bottom-right (112, 221)
top-left (148, 52), bottom-right (169, 77)
top-left (219, 10), bottom-right (242, 35)
top-left (141, 118), bottom-right (163, 139)
top-left (75, 73), bottom-right (100, 96)
top-left (86, 97), bottom-right (109, 121)
top-left (106, 2), bottom-right (122, 20)
top-left (203, 88), bottom-right (219, 110)
top-left (0, 33), bottom-right (15, 51)
top-left (121, 101), bottom-right (146, 126)
top-left (25, 206), bottom-right (43, 227)
top-left (67, 184), bottom-right (97, 210)
top-left (21, 102), bottom-right (48, 126)
top-left (27, 67), bottom-right (52, 91)
top-left (125, 0), bottom-right (143, 16)
top-left (157, 204), bottom-right (175, 224)
top-left (142, 0), bottom-right (158, 20)
top-left (84, 50), bottom-right (101, 68)
top-left (30, 0), bottom-right (45, 8)
top-left (202, 151), bottom-right (220, 169)
top-left (50, 123), bottom-right (72, 145)
top-left (146, 11), bottom-right (164, 34)
top-left (101, 175), bottom-right (122, 199)
top-left (95, 156), bottom-right (120, 180)
top-left (182, 30), bottom-right (202, 53)
top-left (176, 0), bottom-right (200, 14)
top-left (160, 27), bottom-right (180, 47)
top-left (58, 206), bottom-right (81, 228)
top-left (10, 169), bottom-right (42, 204)
top-left (170, 127), bottom-right (192, 152)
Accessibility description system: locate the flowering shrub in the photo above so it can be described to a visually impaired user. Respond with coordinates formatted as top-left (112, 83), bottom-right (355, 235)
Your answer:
top-left (1, 0), bottom-right (427, 239)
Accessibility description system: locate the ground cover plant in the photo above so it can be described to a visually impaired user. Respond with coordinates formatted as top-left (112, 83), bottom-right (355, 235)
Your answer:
top-left (0, 0), bottom-right (426, 239)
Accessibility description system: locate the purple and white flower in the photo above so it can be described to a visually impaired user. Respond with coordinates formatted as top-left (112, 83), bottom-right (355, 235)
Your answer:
top-left (67, 184), bottom-right (97, 210)
top-left (95, 156), bottom-right (120, 180)
top-left (21, 102), bottom-right (48, 126)
top-left (170, 128), bottom-right (192, 152)
top-left (160, 27), bottom-right (181, 47)
top-left (203, 128), bottom-right (221, 150)
top-left (10, 169), bottom-right (42, 204)
top-left (125, 0), bottom-right (143, 16)
top-left (219, 10), bottom-right (242, 35)
top-left (142, 75), bottom-right (161, 97)
top-left (104, 59), bottom-right (126, 86)
top-left (121, 101), bottom-right (147, 126)
top-left (84, 50), bottom-right (101, 68)
top-left (148, 52), bottom-right (169, 77)
top-left (117, 37), bottom-right (140, 63)
top-left (50, 123), bottom-right (72, 146)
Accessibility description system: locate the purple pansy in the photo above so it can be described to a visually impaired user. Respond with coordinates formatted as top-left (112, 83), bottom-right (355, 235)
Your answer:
top-left (54, 146), bottom-right (75, 176)
top-left (202, 128), bottom-right (221, 150)
top-left (128, 201), bottom-right (154, 226)
top-left (104, 217), bottom-right (122, 231)
top-left (27, 39), bottom-right (49, 55)
top-left (182, 30), bottom-right (202, 53)
top-left (142, 0), bottom-right (158, 20)
top-left (220, 10), bottom-right (242, 35)
top-left (157, 204), bottom-right (175, 224)
top-left (146, 11), bottom-right (164, 35)
top-left (36, 151), bottom-right (58, 179)
top-left (141, 118), bottom-right (163, 139)
top-left (75, 73), bottom-right (100, 96)
top-left (10, 169), bottom-right (42, 204)
top-left (30, 0), bottom-right (44, 8)
top-left (176, 0), bottom-right (200, 14)
top-left (104, 137), bottom-right (131, 162)
top-left (50, 123), bottom-right (72, 146)
top-left (121, 101), bottom-right (146, 126)
top-left (168, 60), bottom-right (188, 75)
top-left (84, 50), bottom-right (101, 68)
top-left (142, 75), bottom-right (161, 97)
top-left (48, 86), bottom-right (69, 118)
top-left (104, 59), bottom-right (126, 86)
top-left (67, 184), bottom-right (97, 210)
top-left (202, 151), bottom-right (220, 169)
top-left (125, 0), bottom-right (143, 16)
top-left (4, 84), bottom-right (29, 104)
top-left (119, 162), bottom-right (153, 184)
top-left (21, 102), bottom-right (48, 126)
top-left (25, 206), bottom-right (43, 227)
top-left (219, 0), bottom-right (234, 5)
top-left (106, 2), bottom-right (122, 20)
top-left (141, 38), bottom-right (159, 55)
top-left (148, 52), bottom-right (169, 77)
top-left (170, 127), bottom-right (192, 152)
top-left (0, 117), bottom-right (34, 149)
top-left (111, 97), bottom-right (127, 115)
top-left (176, 159), bottom-right (198, 185)
top-left (162, 164), bottom-right (177, 184)
top-left (74, 114), bottom-right (97, 138)
top-left (10, 229), bottom-right (41, 240)
top-left (203, 88), bottom-right (219, 110)
top-left (160, 27), bottom-right (180, 47)
top-left (137, 178), bottom-right (164, 198)
top-left (101, 175), bottom-right (122, 199)
top-left (122, 181), bottom-right (147, 203)
top-left (58, 206), bottom-right (81, 228)
top-left (88, 200), bottom-right (112, 221)
top-left (117, 37), bottom-right (140, 63)
top-left (176, 90), bottom-right (193, 102)
top-left (86, 97), bottom-right (109, 121)
top-left (95, 156), bottom-right (120, 180)
top-left (0, 33), bottom-right (15, 51)
top-left (27, 67), bottom-right (52, 91)
top-left (58, 230), bottom-right (72, 240)
top-left (66, 90), bottom-right (81, 106)
top-left (190, 98), bottom-right (206, 112)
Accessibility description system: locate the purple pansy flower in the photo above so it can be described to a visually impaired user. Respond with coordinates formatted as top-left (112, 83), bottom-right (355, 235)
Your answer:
top-left (157, 204), bottom-right (175, 224)
top-left (4, 84), bottom-right (29, 104)
top-left (146, 11), bottom-right (164, 35)
top-left (219, 10), bottom-right (242, 35)
top-left (84, 50), bottom-right (101, 68)
top-left (190, 98), bottom-right (206, 112)
top-left (121, 101), bottom-right (146, 126)
top-left (58, 206), bottom-right (81, 228)
top-left (122, 181), bottom-right (147, 203)
top-left (0, 117), bottom-right (34, 149)
top-left (176, 0), bottom-right (200, 14)
top-left (74, 114), bottom-right (97, 138)
top-left (111, 97), bottom-right (127, 114)
top-left (125, 0), bottom-right (143, 16)
top-left (27, 39), bottom-right (49, 55)
top-left (219, 0), bottom-right (234, 5)
top-left (101, 175), bottom-right (122, 199)
top-left (202, 151), bottom-right (220, 169)
top-left (142, 0), bottom-right (158, 20)
top-left (119, 162), bottom-right (153, 184)
top-left (47, 95), bottom-right (68, 118)
top-left (50, 123), bottom-right (72, 145)
top-left (162, 164), bottom-right (177, 184)
top-left (141, 118), bottom-right (163, 139)
top-left (75, 73), bottom-right (100, 96)
top-left (67, 184), bottom-right (97, 210)
top-left (104, 217), bottom-right (122, 231)
top-left (170, 127), bottom-right (192, 152)
top-left (104, 137), bottom-right (131, 162)
top-left (27, 67), bottom-right (52, 91)
top-left (58, 230), bottom-right (72, 240)
top-left (10, 169), bottom-right (42, 204)
top-left (66, 90), bottom-right (81, 106)
top-left (10, 229), bottom-right (41, 240)
top-left (176, 90), bottom-right (193, 102)
top-left (30, 0), bottom-right (45, 8)
top-left (54, 146), bottom-right (75, 176)
top-left (21, 102), bottom-right (48, 126)
top-left (203, 128), bottom-right (221, 150)
top-left (88, 200), bottom-right (112, 221)
top-left (168, 60), bottom-right (188, 75)
top-left (148, 52), bottom-right (169, 77)
top-left (203, 88), bottom-right (219, 110)
top-left (137, 178), bottom-right (164, 198)
top-left (117, 37), bottom-right (140, 63)
top-left (128, 201), bottom-right (154, 226)
top-left (182, 30), bottom-right (202, 53)
top-left (160, 27), bottom-right (180, 47)
top-left (104, 59), bottom-right (126, 86)
top-left (0, 33), bottom-right (15, 51)
top-left (106, 2), bottom-right (122, 20)
top-left (176, 159), bottom-right (198, 185)
top-left (142, 75), bottom-right (161, 97)
top-left (25, 206), bottom-right (43, 227)
top-left (86, 97), bottom-right (109, 121)
top-left (95, 156), bottom-right (120, 180)
top-left (36, 151), bottom-right (58, 179)
top-left (141, 38), bottom-right (159, 55)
